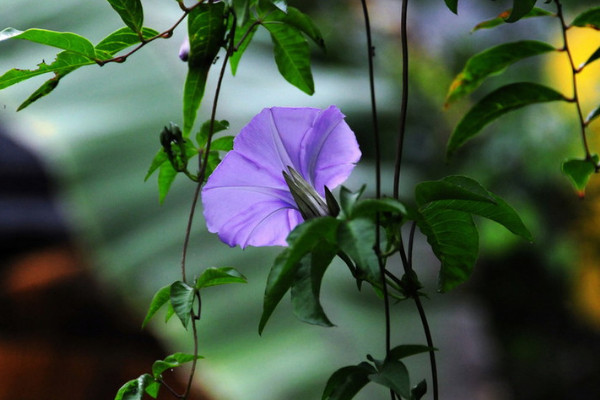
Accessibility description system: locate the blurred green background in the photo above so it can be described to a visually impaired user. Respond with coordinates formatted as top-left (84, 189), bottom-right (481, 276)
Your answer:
top-left (2, 0), bottom-right (600, 399)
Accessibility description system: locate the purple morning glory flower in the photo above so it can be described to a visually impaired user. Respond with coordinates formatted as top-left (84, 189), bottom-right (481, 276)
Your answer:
top-left (201, 106), bottom-right (361, 248)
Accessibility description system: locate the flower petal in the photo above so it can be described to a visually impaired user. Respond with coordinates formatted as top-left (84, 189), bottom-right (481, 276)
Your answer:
top-left (202, 106), bottom-right (361, 248)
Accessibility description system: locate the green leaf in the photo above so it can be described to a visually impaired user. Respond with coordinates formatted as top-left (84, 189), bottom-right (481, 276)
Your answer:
top-left (114, 374), bottom-right (156, 400)
top-left (209, 135), bottom-right (234, 151)
top-left (387, 344), bottom-right (432, 361)
top-left (322, 362), bottom-right (376, 400)
top-left (259, 217), bottom-right (340, 334)
top-left (338, 219), bottom-right (380, 283)
top-left (232, 0), bottom-right (251, 26)
top-left (585, 104), bottom-right (600, 125)
top-left (444, 0), bottom-right (458, 14)
top-left (107, 0), bottom-right (144, 34)
top-left (416, 175), bottom-right (496, 206)
top-left (291, 241), bottom-right (337, 327)
top-left (196, 119), bottom-right (230, 147)
top-left (195, 267), bottom-right (247, 289)
top-left (263, 21), bottom-right (314, 94)
top-left (0, 27), bottom-right (96, 59)
top-left (349, 198), bottom-right (407, 220)
top-left (339, 185), bottom-right (366, 218)
top-left (142, 284), bottom-right (171, 328)
top-left (170, 281), bottom-right (195, 329)
top-left (183, 2), bottom-right (227, 136)
top-left (447, 82), bottom-right (566, 158)
top-left (472, 8), bottom-right (552, 32)
top-left (580, 46), bottom-right (600, 70)
top-left (157, 162), bottom-right (177, 204)
top-left (368, 359), bottom-right (410, 399)
top-left (96, 26), bottom-right (158, 55)
top-left (230, 18), bottom-right (258, 75)
top-left (562, 155), bottom-right (599, 197)
top-left (277, 6), bottom-right (325, 48)
top-left (145, 150), bottom-right (168, 181)
top-left (417, 176), bottom-right (532, 241)
top-left (152, 353), bottom-right (204, 378)
top-left (505, 0), bottom-right (538, 23)
top-left (0, 27), bottom-right (157, 110)
top-left (571, 6), bottom-right (600, 30)
top-left (445, 40), bottom-right (556, 107)
top-left (416, 205), bottom-right (478, 292)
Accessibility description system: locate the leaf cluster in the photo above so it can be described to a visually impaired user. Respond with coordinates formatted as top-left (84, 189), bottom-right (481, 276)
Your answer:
top-left (444, 4), bottom-right (600, 194)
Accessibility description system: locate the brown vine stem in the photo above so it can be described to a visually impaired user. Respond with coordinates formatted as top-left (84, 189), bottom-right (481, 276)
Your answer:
top-left (391, 0), bottom-right (439, 398)
top-left (95, 1), bottom-right (206, 67)
top-left (555, 0), bottom-right (591, 160)
top-left (180, 16), bottom-right (234, 399)
top-left (358, 2), bottom-right (393, 399)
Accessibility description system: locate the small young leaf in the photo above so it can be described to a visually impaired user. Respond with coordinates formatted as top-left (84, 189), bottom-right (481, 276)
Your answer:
top-left (114, 374), bottom-right (156, 400)
top-left (416, 205), bottom-right (479, 292)
top-left (472, 8), bottom-right (553, 32)
top-left (291, 241), bottom-right (337, 327)
top-left (504, 0), bottom-right (538, 23)
top-left (195, 267), bottom-right (247, 289)
top-left (170, 281), bottom-right (195, 329)
top-left (339, 185), bottom-right (366, 217)
top-left (183, 2), bottom-right (227, 136)
top-left (142, 284), bottom-right (171, 328)
top-left (259, 217), bottom-right (340, 334)
top-left (447, 82), bottom-right (566, 158)
top-left (322, 362), bottom-right (376, 400)
top-left (579, 46), bottom-right (600, 71)
top-left (107, 0), bottom-right (144, 34)
top-left (562, 155), bottom-right (599, 197)
top-left (445, 40), bottom-right (556, 107)
top-left (0, 28), bottom-right (96, 59)
top-left (152, 353), bottom-right (204, 378)
top-left (263, 21), bottom-right (314, 95)
top-left (196, 119), bottom-right (230, 147)
top-left (585, 104), bottom-right (600, 125)
top-left (368, 359), bottom-right (410, 399)
top-left (571, 6), bottom-right (600, 30)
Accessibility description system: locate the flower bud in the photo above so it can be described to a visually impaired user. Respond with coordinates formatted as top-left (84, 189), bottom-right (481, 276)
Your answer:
top-left (179, 37), bottom-right (190, 62)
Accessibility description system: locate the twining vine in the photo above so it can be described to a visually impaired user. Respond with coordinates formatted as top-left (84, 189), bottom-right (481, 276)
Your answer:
top-left (2, 1), bottom-right (600, 400)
